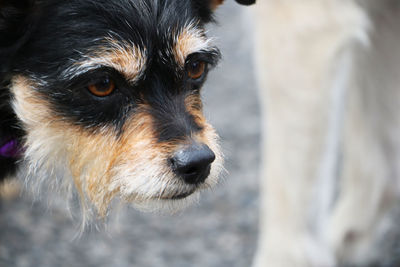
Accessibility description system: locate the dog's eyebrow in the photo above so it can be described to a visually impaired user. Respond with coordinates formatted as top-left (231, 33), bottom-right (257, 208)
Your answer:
top-left (62, 40), bottom-right (147, 83)
top-left (173, 22), bottom-right (218, 66)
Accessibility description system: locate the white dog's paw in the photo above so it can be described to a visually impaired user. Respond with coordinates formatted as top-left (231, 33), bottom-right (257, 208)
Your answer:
top-left (253, 235), bottom-right (335, 267)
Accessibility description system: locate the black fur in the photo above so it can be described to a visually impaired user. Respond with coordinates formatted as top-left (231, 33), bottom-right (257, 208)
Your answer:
top-left (0, 85), bottom-right (23, 181)
top-left (0, 0), bottom-right (223, 181)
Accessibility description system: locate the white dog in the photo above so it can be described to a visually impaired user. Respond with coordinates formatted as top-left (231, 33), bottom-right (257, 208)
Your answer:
top-left (252, 1), bottom-right (400, 266)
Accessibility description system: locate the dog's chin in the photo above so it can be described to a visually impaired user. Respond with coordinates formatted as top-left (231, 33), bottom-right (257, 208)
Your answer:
top-left (130, 190), bottom-right (201, 214)
top-left (161, 190), bottom-right (195, 200)
top-left (114, 169), bottom-right (221, 214)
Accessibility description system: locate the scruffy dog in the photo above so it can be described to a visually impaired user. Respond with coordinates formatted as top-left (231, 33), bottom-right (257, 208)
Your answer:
top-left (253, 1), bottom-right (400, 267)
top-left (0, 0), bottom-right (250, 221)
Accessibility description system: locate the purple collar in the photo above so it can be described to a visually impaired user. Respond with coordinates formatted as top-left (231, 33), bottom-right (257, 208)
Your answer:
top-left (0, 139), bottom-right (22, 158)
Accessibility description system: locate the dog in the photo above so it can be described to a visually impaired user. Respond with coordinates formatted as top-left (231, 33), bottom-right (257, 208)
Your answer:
top-left (0, 0), bottom-right (253, 222)
top-left (252, 0), bottom-right (400, 266)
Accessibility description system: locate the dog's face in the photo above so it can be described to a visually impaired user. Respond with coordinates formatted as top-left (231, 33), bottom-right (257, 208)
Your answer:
top-left (2, 0), bottom-right (228, 216)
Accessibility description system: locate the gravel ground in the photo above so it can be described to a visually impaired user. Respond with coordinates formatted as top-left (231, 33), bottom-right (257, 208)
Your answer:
top-left (0, 3), bottom-right (260, 267)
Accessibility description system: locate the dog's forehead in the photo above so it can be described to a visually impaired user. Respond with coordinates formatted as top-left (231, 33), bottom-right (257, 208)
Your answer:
top-left (10, 0), bottom-right (220, 134)
top-left (87, 0), bottom-right (212, 59)
top-left (23, 0), bottom-right (214, 80)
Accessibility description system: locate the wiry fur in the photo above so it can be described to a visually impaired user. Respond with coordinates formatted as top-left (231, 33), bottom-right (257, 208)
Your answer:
top-left (0, 0), bottom-right (231, 224)
top-left (61, 39), bottom-right (148, 83)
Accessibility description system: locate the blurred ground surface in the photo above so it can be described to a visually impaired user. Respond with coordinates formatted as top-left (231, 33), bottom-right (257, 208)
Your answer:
top-left (0, 3), bottom-right (260, 267)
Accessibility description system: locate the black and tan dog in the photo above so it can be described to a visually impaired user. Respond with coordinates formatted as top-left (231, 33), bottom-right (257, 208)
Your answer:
top-left (0, 0), bottom-right (253, 219)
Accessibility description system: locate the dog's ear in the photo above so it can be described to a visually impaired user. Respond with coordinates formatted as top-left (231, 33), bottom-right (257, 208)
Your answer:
top-left (0, 0), bottom-right (35, 48)
top-left (0, 0), bottom-right (36, 74)
top-left (209, 0), bottom-right (224, 10)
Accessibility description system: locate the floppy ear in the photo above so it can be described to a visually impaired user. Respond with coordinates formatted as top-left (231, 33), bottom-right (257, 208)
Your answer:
top-left (0, 0), bottom-right (36, 48)
top-left (0, 0), bottom-right (36, 73)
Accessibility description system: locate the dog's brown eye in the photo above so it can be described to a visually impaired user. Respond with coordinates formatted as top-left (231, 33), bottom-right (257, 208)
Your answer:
top-left (187, 61), bottom-right (206, 80)
top-left (88, 77), bottom-right (115, 97)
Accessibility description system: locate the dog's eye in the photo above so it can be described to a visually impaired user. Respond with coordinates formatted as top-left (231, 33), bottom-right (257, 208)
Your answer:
top-left (187, 61), bottom-right (206, 80)
top-left (87, 77), bottom-right (115, 97)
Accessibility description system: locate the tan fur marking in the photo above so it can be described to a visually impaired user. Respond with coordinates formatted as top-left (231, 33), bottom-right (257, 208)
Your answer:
top-left (184, 94), bottom-right (223, 181)
top-left (71, 39), bottom-right (146, 83)
top-left (0, 179), bottom-right (21, 200)
top-left (173, 24), bottom-right (213, 66)
top-left (185, 94), bottom-right (207, 130)
top-left (210, 0), bottom-right (224, 10)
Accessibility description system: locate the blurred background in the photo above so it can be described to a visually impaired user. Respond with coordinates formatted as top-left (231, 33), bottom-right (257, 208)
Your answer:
top-left (0, 2), bottom-right (260, 267)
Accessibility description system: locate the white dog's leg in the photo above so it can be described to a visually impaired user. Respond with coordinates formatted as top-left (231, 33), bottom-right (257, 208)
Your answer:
top-left (252, 1), bottom-right (370, 266)
top-left (327, 3), bottom-right (400, 266)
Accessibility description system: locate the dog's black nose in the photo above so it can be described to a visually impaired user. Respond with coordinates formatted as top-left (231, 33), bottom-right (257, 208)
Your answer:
top-left (170, 144), bottom-right (215, 185)
top-left (235, 0), bottom-right (256, 5)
